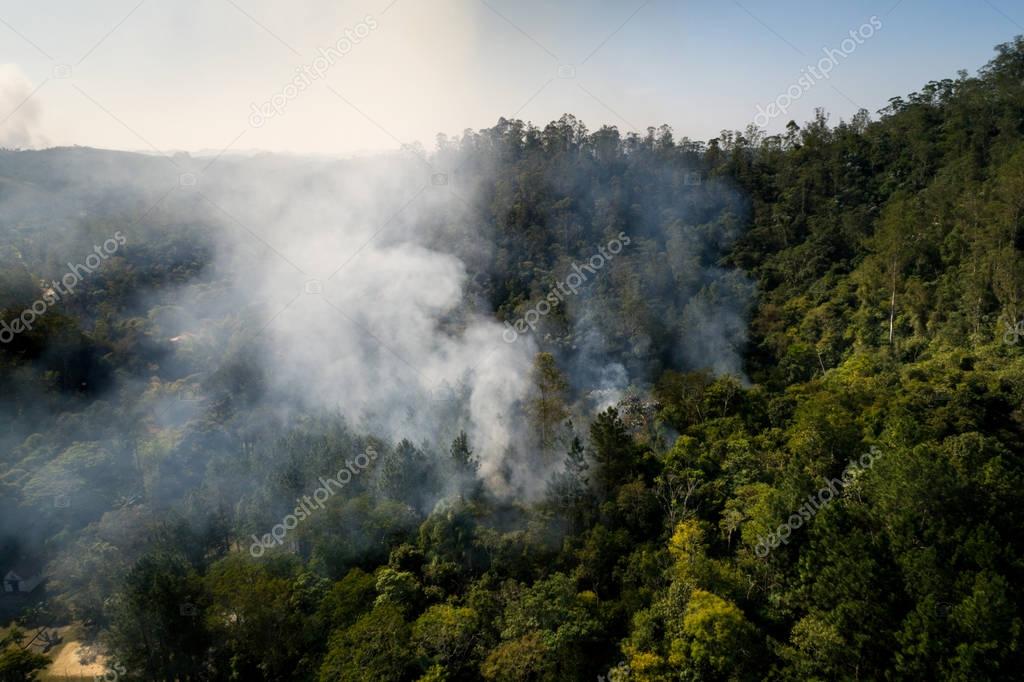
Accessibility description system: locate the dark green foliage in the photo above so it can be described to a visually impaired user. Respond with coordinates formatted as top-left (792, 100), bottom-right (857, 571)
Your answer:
top-left (4, 36), bottom-right (1024, 682)
top-left (0, 629), bottom-right (49, 682)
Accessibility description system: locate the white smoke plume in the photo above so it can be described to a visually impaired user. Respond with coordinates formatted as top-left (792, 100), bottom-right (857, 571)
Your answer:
top-left (184, 152), bottom-right (539, 489)
top-left (0, 64), bottom-right (45, 149)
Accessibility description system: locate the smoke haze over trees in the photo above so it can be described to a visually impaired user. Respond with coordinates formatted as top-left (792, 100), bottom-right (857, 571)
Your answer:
top-left (2, 35), bottom-right (1024, 682)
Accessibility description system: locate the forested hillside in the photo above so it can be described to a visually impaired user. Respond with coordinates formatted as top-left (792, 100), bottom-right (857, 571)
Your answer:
top-left (3, 36), bottom-right (1024, 682)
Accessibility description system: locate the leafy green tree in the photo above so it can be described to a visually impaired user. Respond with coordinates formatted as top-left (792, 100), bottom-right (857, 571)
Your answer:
top-left (412, 604), bottom-right (481, 677)
top-left (0, 628), bottom-right (49, 682)
top-left (668, 589), bottom-right (757, 680)
top-left (318, 604), bottom-right (416, 682)
top-left (105, 551), bottom-right (211, 681)
top-left (204, 555), bottom-right (326, 680)
top-left (495, 573), bottom-right (605, 679)
top-left (480, 631), bottom-right (555, 682)
top-left (318, 567), bottom-right (377, 630)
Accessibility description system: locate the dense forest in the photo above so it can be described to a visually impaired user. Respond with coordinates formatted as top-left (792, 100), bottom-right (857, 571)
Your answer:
top-left (3, 36), bottom-right (1024, 682)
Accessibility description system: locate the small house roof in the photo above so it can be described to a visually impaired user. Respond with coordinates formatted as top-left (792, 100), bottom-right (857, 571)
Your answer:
top-left (4, 556), bottom-right (44, 579)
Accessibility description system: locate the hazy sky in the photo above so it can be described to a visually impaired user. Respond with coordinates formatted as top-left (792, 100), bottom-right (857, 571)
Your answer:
top-left (0, 0), bottom-right (1021, 155)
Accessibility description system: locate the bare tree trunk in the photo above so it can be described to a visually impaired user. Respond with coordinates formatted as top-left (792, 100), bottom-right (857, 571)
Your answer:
top-left (888, 258), bottom-right (897, 344)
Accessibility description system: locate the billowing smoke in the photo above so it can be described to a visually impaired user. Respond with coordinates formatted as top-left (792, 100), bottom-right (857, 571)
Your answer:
top-left (174, 144), bottom-right (755, 497)
top-left (0, 64), bottom-right (45, 149)
top-left (173, 152), bottom-right (540, 490)
top-left (0, 128), bottom-right (755, 516)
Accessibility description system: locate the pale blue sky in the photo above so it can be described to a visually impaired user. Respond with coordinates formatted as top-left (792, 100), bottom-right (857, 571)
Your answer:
top-left (0, 0), bottom-right (1020, 155)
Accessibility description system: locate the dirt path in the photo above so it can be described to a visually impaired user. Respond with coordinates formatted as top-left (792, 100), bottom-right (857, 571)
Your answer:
top-left (44, 639), bottom-right (108, 680)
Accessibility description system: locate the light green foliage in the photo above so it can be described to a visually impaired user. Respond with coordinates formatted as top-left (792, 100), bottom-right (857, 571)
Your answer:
top-left (4, 36), bottom-right (1024, 682)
